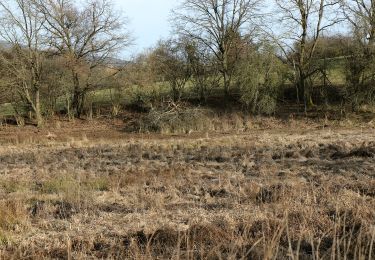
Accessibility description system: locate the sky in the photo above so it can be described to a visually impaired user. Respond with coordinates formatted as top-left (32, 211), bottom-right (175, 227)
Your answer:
top-left (113, 0), bottom-right (179, 57)
top-left (107, 0), bottom-right (347, 59)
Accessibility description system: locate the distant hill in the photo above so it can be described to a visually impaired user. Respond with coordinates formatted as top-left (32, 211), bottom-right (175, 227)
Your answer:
top-left (0, 40), bottom-right (128, 67)
top-left (103, 56), bottom-right (129, 67)
top-left (0, 40), bottom-right (13, 50)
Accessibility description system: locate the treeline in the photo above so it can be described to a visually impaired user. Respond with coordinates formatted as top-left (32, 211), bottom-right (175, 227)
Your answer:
top-left (0, 0), bottom-right (130, 126)
top-left (1, 0), bottom-right (375, 127)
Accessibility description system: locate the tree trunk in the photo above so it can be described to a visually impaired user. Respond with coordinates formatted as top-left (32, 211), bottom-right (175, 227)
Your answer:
top-left (72, 72), bottom-right (85, 118)
top-left (223, 71), bottom-right (231, 99)
top-left (222, 47), bottom-right (231, 99)
top-left (298, 69), bottom-right (306, 104)
top-left (172, 83), bottom-right (179, 102)
top-left (35, 89), bottom-right (43, 127)
top-left (66, 95), bottom-right (73, 121)
top-left (199, 82), bottom-right (206, 104)
top-left (30, 61), bottom-right (43, 127)
top-left (23, 83), bottom-right (43, 127)
top-left (297, 69), bottom-right (311, 114)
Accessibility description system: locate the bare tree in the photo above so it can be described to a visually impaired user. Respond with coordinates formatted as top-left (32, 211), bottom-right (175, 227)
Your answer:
top-left (35, 0), bottom-right (131, 117)
top-left (149, 40), bottom-right (191, 102)
top-left (340, 1), bottom-right (375, 108)
top-left (185, 39), bottom-right (220, 103)
top-left (0, 0), bottom-right (45, 127)
top-left (173, 0), bottom-right (261, 98)
top-left (341, 0), bottom-right (375, 44)
top-left (271, 0), bottom-right (341, 110)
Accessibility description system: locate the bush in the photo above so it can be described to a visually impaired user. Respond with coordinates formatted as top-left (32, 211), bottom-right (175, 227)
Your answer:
top-left (127, 88), bottom-right (153, 112)
top-left (343, 43), bottom-right (375, 110)
top-left (256, 94), bottom-right (278, 115)
top-left (237, 45), bottom-right (286, 115)
top-left (129, 102), bottom-right (213, 133)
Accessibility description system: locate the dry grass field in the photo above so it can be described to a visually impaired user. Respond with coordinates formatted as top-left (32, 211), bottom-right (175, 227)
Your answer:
top-left (0, 119), bottom-right (374, 259)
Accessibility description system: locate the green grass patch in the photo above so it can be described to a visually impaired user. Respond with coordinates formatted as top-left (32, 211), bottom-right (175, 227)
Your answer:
top-left (0, 103), bottom-right (16, 117)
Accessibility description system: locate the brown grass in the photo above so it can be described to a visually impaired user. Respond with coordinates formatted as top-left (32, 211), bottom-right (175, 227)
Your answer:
top-left (0, 120), bottom-right (374, 259)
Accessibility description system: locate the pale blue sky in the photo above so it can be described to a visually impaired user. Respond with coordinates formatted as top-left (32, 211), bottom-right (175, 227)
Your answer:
top-left (113, 0), bottom-right (179, 57)
top-left (111, 0), bottom-right (346, 58)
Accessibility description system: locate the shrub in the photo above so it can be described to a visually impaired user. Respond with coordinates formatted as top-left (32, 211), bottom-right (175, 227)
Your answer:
top-left (127, 88), bottom-right (153, 112)
top-left (237, 44), bottom-right (286, 115)
top-left (344, 43), bottom-right (375, 110)
top-left (130, 102), bottom-right (213, 133)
